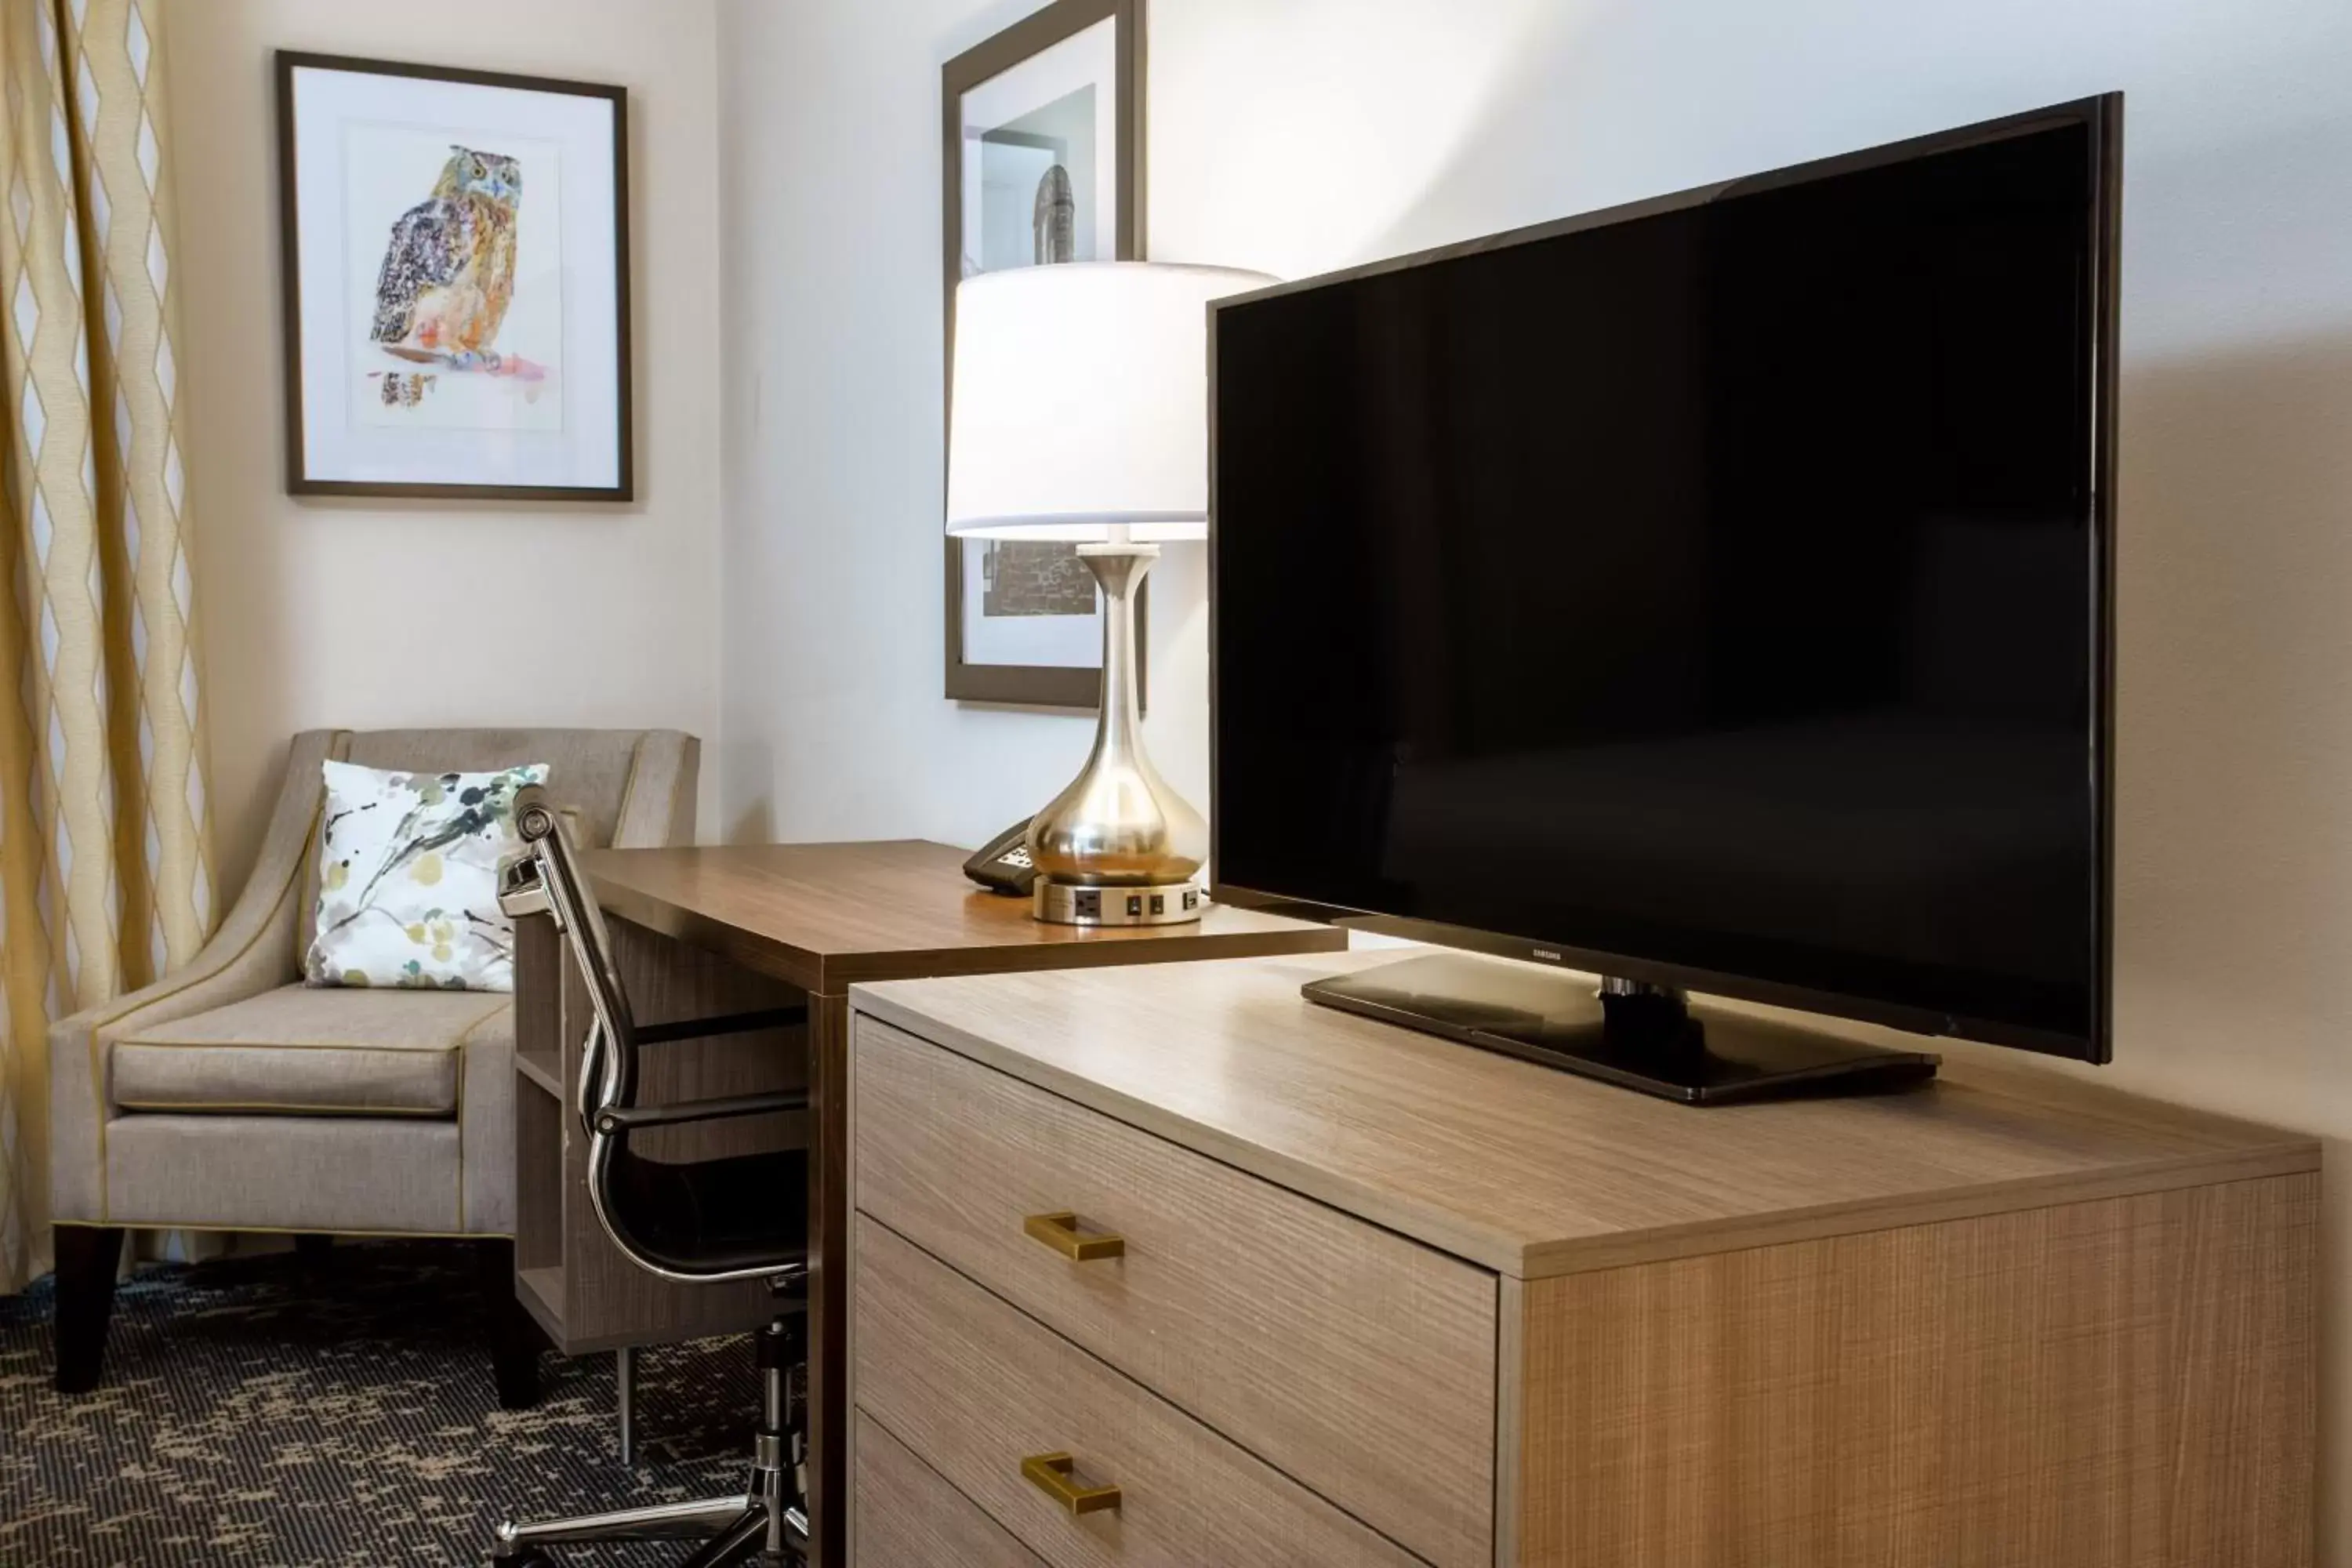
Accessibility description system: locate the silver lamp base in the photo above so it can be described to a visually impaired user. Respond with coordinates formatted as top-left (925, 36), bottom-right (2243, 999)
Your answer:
top-left (1019, 532), bottom-right (1211, 927)
top-left (1034, 879), bottom-right (1205, 927)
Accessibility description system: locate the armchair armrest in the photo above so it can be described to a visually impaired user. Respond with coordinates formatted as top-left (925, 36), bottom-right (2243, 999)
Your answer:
top-left (49, 730), bottom-right (342, 1225)
top-left (612, 731), bottom-right (699, 848)
top-left (593, 1090), bottom-right (811, 1138)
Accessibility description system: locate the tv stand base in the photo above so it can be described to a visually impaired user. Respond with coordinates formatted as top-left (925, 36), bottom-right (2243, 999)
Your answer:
top-left (1304, 952), bottom-right (1940, 1105)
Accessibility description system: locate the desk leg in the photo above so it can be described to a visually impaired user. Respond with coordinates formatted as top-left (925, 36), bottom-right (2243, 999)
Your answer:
top-left (807, 990), bottom-right (850, 1566)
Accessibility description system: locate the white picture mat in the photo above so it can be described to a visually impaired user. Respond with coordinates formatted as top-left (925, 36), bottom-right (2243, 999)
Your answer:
top-left (956, 15), bottom-right (1120, 670)
top-left (960, 538), bottom-right (1102, 666)
top-left (290, 65), bottom-right (621, 489)
top-left (979, 137), bottom-right (1059, 271)
top-left (959, 17), bottom-right (1116, 275)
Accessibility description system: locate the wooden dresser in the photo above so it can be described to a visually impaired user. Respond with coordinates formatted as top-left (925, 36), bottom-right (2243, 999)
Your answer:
top-left (843, 952), bottom-right (2319, 1568)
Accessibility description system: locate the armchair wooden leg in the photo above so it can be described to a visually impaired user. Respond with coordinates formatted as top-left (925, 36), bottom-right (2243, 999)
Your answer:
top-left (475, 1237), bottom-right (548, 1410)
top-left (53, 1225), bottom-right (125, 1394)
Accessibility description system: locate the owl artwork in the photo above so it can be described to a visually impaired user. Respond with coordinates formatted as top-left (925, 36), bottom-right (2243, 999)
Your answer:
top-left (369, 147), bottom-right (521, 369)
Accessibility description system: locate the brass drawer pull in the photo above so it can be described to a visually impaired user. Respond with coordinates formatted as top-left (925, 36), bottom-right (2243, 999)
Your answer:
top-left (1024, 1210), bottom-right (1125, 1261)
top-left (1021, 1451), bottom-right (1123, 1515)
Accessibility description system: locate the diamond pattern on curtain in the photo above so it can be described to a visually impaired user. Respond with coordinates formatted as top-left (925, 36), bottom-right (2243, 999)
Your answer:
top-left (0, 0), bottom-right (212, 1294)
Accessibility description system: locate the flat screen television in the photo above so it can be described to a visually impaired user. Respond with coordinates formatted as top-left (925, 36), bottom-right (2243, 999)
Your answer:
top-left (1210, 96), bottom-right (2121, 1102)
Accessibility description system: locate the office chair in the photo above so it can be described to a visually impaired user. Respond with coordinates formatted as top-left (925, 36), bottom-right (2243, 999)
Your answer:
top-left (488, 786), bottom-right (814, 1567)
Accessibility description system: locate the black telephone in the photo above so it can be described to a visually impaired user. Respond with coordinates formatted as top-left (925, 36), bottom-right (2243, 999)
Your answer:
top-left (963, 820), bottom-right (1039, 897)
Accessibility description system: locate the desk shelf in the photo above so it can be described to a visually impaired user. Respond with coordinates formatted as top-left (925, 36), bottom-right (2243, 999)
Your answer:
top-left (515, 1263), bottom-right (565, 1346)
top-left (515, 1049), bottom-right (561, 1099)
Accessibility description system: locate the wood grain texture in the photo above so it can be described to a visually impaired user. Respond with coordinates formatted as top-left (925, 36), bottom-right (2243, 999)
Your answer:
top-left (608, 915), bottom-right (811, 1167)
top-left (855, 1410), bottom-right (1047, 1568)
top-left (853, 1215), bottom-right (1425, 1568)
top-left (841, 993), bottom-right (866, 1568)
top-left (514, 1051), bottom-right (562, 1098)
top-left (809, 989), bottom-right (851, 1568)
top-left (1515, 1174), bottom-right (2318, 1568)
top-left (1493, 1272), bottom-right (1526, 1568)
top-left (514, 1263), bottom-right (564, 1345)
top-left (853, 1017), bottom-right (1497, 1568)
top-left (582, 841), bottom-right (1345, 993)
top-left (513, 1073), bottom-right (563, 1275)
top-left (850, 953), bottom-right (2320, 1280)
top-left (512, 913), bottom-right (564, 1092)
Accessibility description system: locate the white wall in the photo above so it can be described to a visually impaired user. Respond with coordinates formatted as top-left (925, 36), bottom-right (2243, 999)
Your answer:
top-left (719, 0), bottom-right (2352, 1548)
top-left (169, 0), bottom-right (724, 890)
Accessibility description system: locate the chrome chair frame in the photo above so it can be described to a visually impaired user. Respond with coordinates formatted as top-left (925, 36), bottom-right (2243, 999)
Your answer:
top-left (488, 787), bottom-right (812, 1567)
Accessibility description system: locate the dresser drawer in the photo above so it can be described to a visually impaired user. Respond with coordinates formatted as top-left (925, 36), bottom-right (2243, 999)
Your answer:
top-left (852, 1017), bottom-right (1495, 1568)
top-left (855, 1410), bottom-right (1045, 1568)
top-left (854, 1214), bottom-right (1426, 1568)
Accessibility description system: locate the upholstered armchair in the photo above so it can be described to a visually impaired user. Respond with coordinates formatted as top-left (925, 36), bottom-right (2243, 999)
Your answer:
top-left (47, 728), bottom-right (699, 1401)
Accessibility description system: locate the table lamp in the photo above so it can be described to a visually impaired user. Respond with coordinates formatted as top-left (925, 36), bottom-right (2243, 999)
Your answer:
top-left (947, 261), bottom-right (1275, 925)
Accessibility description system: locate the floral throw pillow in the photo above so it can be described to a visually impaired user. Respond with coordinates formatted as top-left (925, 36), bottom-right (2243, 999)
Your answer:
top-left (305, 759), bottom-right (549, 991)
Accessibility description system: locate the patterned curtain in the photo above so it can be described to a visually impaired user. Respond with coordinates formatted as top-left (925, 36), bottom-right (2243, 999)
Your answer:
top-left (0, 0), bottom-right (212, 1294)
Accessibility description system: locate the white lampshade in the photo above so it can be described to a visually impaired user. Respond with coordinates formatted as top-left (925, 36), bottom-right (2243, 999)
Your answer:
top-left (946, 261), bottom-right (1277, 541)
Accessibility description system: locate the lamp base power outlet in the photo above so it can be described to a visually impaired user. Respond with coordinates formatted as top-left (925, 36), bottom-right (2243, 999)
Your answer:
top-left (1033, 880), bottom-right (1205, 927)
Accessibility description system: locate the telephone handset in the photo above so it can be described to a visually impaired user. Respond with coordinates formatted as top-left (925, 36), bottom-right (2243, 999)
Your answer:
top-left (963, 820), bottom-right (1039, 897)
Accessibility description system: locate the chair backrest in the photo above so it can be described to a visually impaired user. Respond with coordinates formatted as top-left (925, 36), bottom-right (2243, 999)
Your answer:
top-left (505, 788), bottom-right (809, 1287)
top-left (507, 785), bottom-right (642, 1130)
top-left (296, 727), bottom-right (696, 961)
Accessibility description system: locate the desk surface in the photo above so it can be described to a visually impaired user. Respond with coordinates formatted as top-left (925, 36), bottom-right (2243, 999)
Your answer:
top-left (582, 839), bottom-right (1345, 994)
top-left (853, 950), bottom-right (2322, 1280)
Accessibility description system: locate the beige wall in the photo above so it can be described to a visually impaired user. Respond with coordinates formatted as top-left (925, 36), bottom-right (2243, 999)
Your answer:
top-left (719, 0), bottom-right (2352, 1552)
top-left (168, 0), bottom-right (723, 890)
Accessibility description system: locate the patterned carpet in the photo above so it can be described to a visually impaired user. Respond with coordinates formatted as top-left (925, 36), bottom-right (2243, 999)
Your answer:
top-left (0, 1242), bottom-right (759, 1566)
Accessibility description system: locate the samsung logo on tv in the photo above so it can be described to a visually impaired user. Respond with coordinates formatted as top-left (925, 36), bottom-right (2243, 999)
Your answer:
top-left (1532, 948), bottom-right (1563, 963)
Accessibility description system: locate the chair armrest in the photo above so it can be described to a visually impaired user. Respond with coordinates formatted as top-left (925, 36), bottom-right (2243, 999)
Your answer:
top-left (49, 731), bottom-right (340, 1223)
top-left (593, 1090), bottom-right (810, 1137)
top-left (54, 729), bottom-right (341, 1051)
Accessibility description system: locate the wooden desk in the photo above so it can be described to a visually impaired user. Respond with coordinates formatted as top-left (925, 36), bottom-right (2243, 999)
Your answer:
top-left (845, 952), bottom-right (2320, 1567)
top-left (510, 840), bottom-right (1345, 1564)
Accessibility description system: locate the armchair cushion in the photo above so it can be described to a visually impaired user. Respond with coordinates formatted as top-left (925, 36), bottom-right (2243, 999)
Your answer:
top-left (113, 986), bottom-right (510, 1116)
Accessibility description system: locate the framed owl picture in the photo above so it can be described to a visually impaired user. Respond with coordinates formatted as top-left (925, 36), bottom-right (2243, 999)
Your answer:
top-left (276, 53), bottom-right (632, 500)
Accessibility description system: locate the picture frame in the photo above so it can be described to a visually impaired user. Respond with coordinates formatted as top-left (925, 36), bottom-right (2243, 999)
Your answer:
top-left (276, 51), bottom-right (633, 500)
top-left (942, 0), bottom-right (1147, 710)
